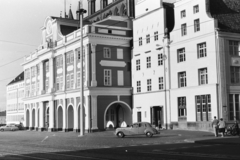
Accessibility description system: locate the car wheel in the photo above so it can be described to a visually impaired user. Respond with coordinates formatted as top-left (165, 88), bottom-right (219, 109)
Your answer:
top-left (0, 129), bottom-right (4, 132)
top-left (146, 132), bottom-right (153, 138)
top-left (117, 132), bottom-right (125, 138)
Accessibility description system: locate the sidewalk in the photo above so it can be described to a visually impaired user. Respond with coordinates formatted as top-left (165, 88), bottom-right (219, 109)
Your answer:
top-left (187, 135), bottom-right (240, 145)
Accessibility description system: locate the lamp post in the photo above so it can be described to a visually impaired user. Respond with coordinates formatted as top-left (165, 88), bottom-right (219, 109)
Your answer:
top-left (156, 30), bottom-right (172, 129)
top-left (77, 2), bottom-right (87, 137)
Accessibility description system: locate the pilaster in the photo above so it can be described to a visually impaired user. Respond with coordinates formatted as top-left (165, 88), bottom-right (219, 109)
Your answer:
top-left (91, 95), bottom-right (98, 131)
top-left (39, 61), bottom-right (44, 94)
top-left (62, 53), bottom-right (66, 91)
top-left (39, 102), bottom-right (45, 131)
top-left (91, 44), bottom-right (97, 86)
top-left (62, 99), bottom-right (67, 132)
top-left (48, 58), bottom-right (54, 93)
top-left (48, 100), bottom-right (55, 132)
top-left (73, 49), bottom-right (77, 89)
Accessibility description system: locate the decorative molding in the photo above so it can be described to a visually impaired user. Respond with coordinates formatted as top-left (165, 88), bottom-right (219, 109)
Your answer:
top-left (99, 60), bottom-right (126, 67)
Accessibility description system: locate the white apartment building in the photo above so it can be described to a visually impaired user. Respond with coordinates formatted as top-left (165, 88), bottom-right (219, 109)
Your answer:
top-left (6, 72), bottom-right (25, 124)
top-left (132, 0), bottom-right (175, 129)
top-left (22, 1), bottom-right (134, 132)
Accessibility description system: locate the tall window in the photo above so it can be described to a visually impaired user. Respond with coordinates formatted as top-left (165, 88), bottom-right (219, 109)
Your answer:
top-left (146, 56), bottom-right (151, 68)
top-left (77, 72), bottom-right (81, 88)
top-left (146, 34), bottom-right (150, 44)
top-left (103, 47), bottom-right (111, 58)
top-left (177, 48), bottom-right (186, 62)
top-left (229, 40), bottom-right (239, 56)
top-left (197, 42), bottom-right (207, 58)
top-left (181, 23), bottom-right (187, 36)
top-left (196, 95), bottom-right (211, 121)
top-left (231, 66), bottom-right (240, 84)
top-left (66, 53), bottom-right (70, 64)
top-left (136, 59), bottom-right (141, 71)
top-left (179, 72), bottom-right (187, 87)
top-left (178, 97), bottom-right (186, 117)
top-left (193, 5), bottom-right (199, 14)
top-left (158, 54), bottom-right (163, 66)
top-left (70, 73), bottom-right (74, 88)
top-left (159, 77), bottom-right (164, 90)
top-left (229, 94), bottom-right (240, 120)
top-left (137, 81), bottom-right (141, 93)
top-left (45, 61), bottom-right (49, 72)
top-left (199, 68), bottom-right (208, 85)
top-left (66, 74), bottom-right (70, 89)
top-left (45, 78), bottom-right (49, 91)
top-left (139, 37), bottom-right (142, 46)
top-left (181, 10), bottom-right (186, 18)
top-left (147, 79), bottom-right (152, 91)
top-left (194, 19), bottom-right (200, 32)
top-left (154, 31), bottom-right (158, 41)
top-left (104, 69), bottom-right (112, 86)
top-left (70, 52), bottom-right (74, 63)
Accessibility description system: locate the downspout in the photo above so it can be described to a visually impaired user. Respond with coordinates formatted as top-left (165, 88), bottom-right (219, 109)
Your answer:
top-left (215, 28), bottom-right (220, 119)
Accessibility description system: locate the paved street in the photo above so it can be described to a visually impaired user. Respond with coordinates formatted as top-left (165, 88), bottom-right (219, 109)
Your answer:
top-left (0, 129), bottom-right (240, 159)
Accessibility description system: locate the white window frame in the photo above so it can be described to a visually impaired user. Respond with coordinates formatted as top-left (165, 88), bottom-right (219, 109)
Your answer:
top-left (181, 10), bottom-right (186, 18)
top-left (179, 72), bottom-right (187, 88)
top-left (229, 40), bottom-right (239, 56)
top-left (181, 23), bottom-right (187, 36)
top-left (136, 59), bottom-right (141, 71)
top-left (137, 81), bottom-right (141, 93)
top-left (146, 56), bottom-right (151, 68)
top-left (197, 42), bottom-right (207, 58)
top-left (194, 19), bottom-right (200, 32)
top-left (158, 54), bottom-right (163, 66)
top-left (178, 48), bottom-right (186, 62)
top-left (146, 34), bottom-right (150, 44)
top-left (154, 31), bottom-right (158, 41)
top-left (139, 37), bottom-right (142, 46)
top-left (104, 69), bottom-right (112, 86)
top-left (147, 79), bottom-right (152, 91)
top-left (193, 5), bottom-right (199, 14)
top-left (199, 68), bottom-right (208, 85)
top-left (159, 77), bottom-right (164, 90)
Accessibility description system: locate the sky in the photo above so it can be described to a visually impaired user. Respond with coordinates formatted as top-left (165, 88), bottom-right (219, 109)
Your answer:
top-left (0, 0), bottom-right (174, 111)
top-left (0, 0), bottom-right (113, 111)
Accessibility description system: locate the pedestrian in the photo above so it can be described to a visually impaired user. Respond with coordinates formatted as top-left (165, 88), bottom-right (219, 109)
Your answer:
top-left (158, 120), bottom-right (162, 130)
top-left (212, 116), bottom-right (219, 137)
top-left (218, 118), bottom-right (226, 137)
top-left (233, 120), bottom-right (240, 137)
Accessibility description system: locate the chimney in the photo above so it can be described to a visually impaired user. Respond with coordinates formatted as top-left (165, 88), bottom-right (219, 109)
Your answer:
top-left (88, 0), bottom-right (96, 16)
top-left (101, 0), bottom-right (108, 9)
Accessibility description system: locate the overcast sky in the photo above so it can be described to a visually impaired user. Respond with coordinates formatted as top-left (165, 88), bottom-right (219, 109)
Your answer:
top-left (0, 0), bottom-right (175, 111)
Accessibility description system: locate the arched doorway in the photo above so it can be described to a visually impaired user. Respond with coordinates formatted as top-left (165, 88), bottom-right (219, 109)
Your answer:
top-left (105, 102), bottom-right (132, 129)
top-left (58, 106), bottom-right (63, 131)
top-left (37, 108), bottom-right (40, 128)
top-left (45, 107), bottom-right (49, 131)
top-left (32, 109), bottom-right (35, 129)
top-left (78, 105), bottom-right (80, 130)
top-left (26, 109), bottom-right (30, 129)
top-left (67, 105), bottom-right (74, 131)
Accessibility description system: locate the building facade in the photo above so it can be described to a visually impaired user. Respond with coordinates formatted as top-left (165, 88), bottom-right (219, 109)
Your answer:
top-left (132, 0), bottom-right (174, 129)
top-left (22, 0), bottom-right (134, 132)
top-left (6, 72), bottom-right (25, 125)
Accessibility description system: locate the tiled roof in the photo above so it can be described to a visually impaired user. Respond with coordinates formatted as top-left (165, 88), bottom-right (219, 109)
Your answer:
top-left (7, 71), bottom-right (24, 85)
top-left (210, 0), bottom-right (240, 33)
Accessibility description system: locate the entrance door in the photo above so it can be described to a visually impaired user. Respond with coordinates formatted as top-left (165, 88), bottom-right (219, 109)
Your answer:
top-left (137, 112), bottom-right (141, 122)
top-left (151, 107), bottom-right (163, 127)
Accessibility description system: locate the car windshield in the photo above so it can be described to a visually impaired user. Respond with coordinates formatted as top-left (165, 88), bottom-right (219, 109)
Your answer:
top-left (145, 123), bottom-right (151, 127)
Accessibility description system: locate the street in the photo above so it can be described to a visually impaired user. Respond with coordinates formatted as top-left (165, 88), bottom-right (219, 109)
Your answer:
top-left (0, 130), bottom-right (240, 159)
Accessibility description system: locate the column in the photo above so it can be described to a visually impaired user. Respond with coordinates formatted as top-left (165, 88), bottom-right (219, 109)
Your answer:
top-left (85, 45), bottom-right (89, 86)
top-left (91, 95), bottom-right (98, 131)
top-left (39, 102), bottom-right (44, 131)
top-left (62, 53), bottom-right (66, 91)
top-left (29, 104), bottom-right (33, 130)
top-left (35, 103), bottom-right (39, 130)
top-left (91, 44), bottom-right (97, 86)
top-left (62, 99), bottom-right (67, 132)
top-left (23, 104), bottom-right (27, 128)
top-left (48, 100), bottom-right (54, 131)
top-left (74, 97), bottom-right (78, 132)
top-left (29, 68), bottom-right (32, 97)
top-left (73, 49), bottom-right (77, 89)
top-left (48, 58), bottom-right (54, 93)
top-left (39, 61), bottom-right (44, 94)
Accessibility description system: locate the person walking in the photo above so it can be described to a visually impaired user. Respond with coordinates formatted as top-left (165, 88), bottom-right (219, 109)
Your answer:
top-left (212, 116), bottom-right (219, 137)
top-left (158, 120), bottom-right (162, 130)
top-left (218, 118), bottom-right (226, 137)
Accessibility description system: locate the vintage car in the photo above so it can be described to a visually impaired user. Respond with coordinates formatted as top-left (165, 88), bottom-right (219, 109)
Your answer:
top-left (115, 122), bottom-right (159, 138)
top-left (0, 124), bottom-right (19, 132)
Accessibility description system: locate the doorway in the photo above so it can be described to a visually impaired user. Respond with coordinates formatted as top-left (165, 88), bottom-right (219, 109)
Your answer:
top-left (150, 106), bottom-right (163, 127)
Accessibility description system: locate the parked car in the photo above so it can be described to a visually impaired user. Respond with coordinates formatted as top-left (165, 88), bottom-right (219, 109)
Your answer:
top-left (0, 124), bottom-right (19, 132)
top-left (0, 124), bottom-right (6, 127)
top-left (115, 122), bottom-right (159, 138)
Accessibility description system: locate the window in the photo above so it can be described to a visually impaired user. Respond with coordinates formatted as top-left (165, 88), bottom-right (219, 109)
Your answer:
top-left (181, 23), bottom-right (187, 36)
top-left (77, 72), bottom-right (80, 88)
top-left (177, 48), bottom-right (186, 62)
top-left (181, 10), bottom-right (186, 18)
top-left (147, 79), bottom-right (152, 91)
top-left (103, 47), bottom-right (111, 58)
top-left (70, 73), bottom-right (74, 88)
top-left (193, 5), bottom-right (199, 14)
top-left (196, 95), bottom-right (211, 121)
top-left (70, 53), bottom-right (74, 63)
top-left (197, 42), bottom-right (207, 58)
top-left (229, 94), bottom-right (240, 120)
top-left (179, 72), bottom-right (187, 87)
top-left (146, 56), bottom-right (151, 68)
top-left (231, 66), bottom-right (240, 84)
top-left (146, 34), bottom-right (150, 44)
top-left (45, 61), bottom-right (49, 72)
top-left (154, 31), bottom-right (158, 41)
top-left (104, 69), bottom-right (112, 86)
top-left (178, 97), bottom-right (186, 117)
top-left (137, 81), bottom-right (141, 93)
top-left (159, 77), bottom-right (164, 90)
top-left (66, 53), bottom-right (70, 64)
top-left (66, 74), bottom-right (70, 89)
top-left (136, 59), bottom-right (141, 71)
top-left (45, 78), bottom-right (49, 91)
top-left (117, 48), bottom-right (123, 59)
top-left (158, 54), bottom-right (163, 66)
top-left (31, 67), bottom-right (35, 77)
top-left (199, 68), bottom-right (208, 85)
top-left (139, 37), bottom-right (142, 46)
top-left (194, 19), bottom-right (200, 32)
top-left (229, 40), bottom-right (239, 56)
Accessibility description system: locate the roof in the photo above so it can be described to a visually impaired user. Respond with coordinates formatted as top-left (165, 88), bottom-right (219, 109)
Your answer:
top-left (7, 71), bottom-right (24, 85)
top-left (210, 0), bottom-right (240, 33)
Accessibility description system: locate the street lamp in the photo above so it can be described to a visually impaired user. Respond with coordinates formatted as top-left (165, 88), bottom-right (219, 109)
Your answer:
top-left (76, 3), bottom-right (87, 137)
top-left (156, 30), bottom-right (172, 130)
